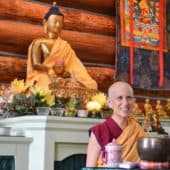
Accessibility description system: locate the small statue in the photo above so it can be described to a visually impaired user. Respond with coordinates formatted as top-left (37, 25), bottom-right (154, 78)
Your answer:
top-left (26, 2), bottom-right (97, 90)
top-left (151, 113), bottom-right (160, 130)
top-left (143, 115), bottom-right (152, 133)
top-left (132, 98), bottom-right (142, 116)
top-left (150, 112), bottom-right (168, 135)
top-left (144, 98), bottom-right (153, 117)
top-left (165, 98), bottom-right (170, 116)
top-left (155, 100), bottom-right (167, 118)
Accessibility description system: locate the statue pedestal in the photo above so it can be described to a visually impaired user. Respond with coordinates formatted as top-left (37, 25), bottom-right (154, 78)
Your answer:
top-left (51, 86), bottom-right (98, 102)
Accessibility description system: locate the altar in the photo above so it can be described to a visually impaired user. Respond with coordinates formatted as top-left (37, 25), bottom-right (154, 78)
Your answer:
top-left (0, 116), bottom-right (103, 170)
top-left (0, 116), bottom-right (170, 170)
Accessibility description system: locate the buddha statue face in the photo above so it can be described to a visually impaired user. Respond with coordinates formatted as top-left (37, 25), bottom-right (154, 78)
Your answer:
top-left (44, 14), bottom-right (64, 39)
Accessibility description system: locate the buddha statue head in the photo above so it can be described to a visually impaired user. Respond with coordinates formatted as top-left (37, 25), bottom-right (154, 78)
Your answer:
top-left (43, 2), bottom-right (64, 39)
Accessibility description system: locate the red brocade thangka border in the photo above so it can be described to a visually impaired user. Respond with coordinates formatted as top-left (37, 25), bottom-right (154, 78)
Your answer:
top-left (120, 0), bottom-right (167, 86)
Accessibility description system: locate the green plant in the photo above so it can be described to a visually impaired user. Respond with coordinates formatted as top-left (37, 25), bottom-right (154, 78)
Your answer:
top-left (64, 95), bottom-right (81, 117)
top-left (1, 85), bottom-right (55, 117)
top-left (2, 93), bottom-right (36, 117)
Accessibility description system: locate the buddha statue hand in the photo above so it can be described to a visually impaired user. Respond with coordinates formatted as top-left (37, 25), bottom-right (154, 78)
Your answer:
top-left (33, 63), bottom-right (49, 72)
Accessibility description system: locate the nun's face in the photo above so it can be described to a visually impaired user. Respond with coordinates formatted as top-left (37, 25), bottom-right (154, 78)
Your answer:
top-left (46, 14), bottom-right (64, 37)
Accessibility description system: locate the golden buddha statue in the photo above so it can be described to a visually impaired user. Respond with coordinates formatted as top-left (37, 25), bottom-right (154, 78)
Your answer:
top-left (132, 98), bottom-right (143, 117)
top-left (150, 112), bottom-right (167, 134)
top-left (144, 98), bottom-right (153, 117)
top-left (25, 2), bottom-right (98, 101)
top-left (143, 115), bottom-right (152, 133)
top-left (155, 100), bottom-right (167, 118)
top-left (165, 98), bottom-right (170, 116)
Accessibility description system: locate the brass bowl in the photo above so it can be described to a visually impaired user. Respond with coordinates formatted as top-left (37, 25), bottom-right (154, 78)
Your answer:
top-left (137, 137), bottom-right (170, 162)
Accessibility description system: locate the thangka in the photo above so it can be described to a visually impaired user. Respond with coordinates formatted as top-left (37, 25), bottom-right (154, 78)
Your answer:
top-left (115, 0), bottom-right (170, 89)
top-left (120, 0), bottom-right (167, 51)
top-left (120, 0), bottom-right (166, 86)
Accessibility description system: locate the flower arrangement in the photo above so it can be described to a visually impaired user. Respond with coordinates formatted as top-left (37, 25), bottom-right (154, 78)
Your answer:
top-left (86, 92), bottom-right (113, 118)
top-left (0, 79), bottom-right (112, 118)
top-left (0, 79), bottom-right (55, 117)
top-left (86, 92), bottom-right (110, 118)
top-left (0, 79), bottom-right (82, 117)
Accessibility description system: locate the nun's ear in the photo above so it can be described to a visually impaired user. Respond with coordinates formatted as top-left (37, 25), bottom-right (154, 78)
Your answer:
top-left (107, 99), bottom-right (113, 109)
top-left (43, 20), bottom-right (47, 33)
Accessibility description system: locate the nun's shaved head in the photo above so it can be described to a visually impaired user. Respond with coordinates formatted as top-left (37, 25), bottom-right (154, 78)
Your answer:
top-left (107, 81), bottom-right (134, 99)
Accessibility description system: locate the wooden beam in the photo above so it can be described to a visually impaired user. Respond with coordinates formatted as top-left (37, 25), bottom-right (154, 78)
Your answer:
top-left (0, 55), bottom-right (115, 92)
top-left (0, 0), bottom-right (115, 36)
top-left (0, 20), bottom-right (115, 64)
top-left (40, 0), bottom-right (115, 15)
top-left (0, 56), bottom-right (26, 83)
top-left (1, 55), bottom-right (169, 101)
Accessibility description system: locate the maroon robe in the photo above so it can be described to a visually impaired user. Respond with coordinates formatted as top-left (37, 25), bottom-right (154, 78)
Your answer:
top-left (89, 117), bottom-right (122, 150)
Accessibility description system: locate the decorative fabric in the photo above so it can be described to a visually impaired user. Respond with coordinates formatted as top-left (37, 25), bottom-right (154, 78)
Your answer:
top-left (26, 37), bottom-right (97, 89)
top-left (115, 0), bottom-right (170, 89)
top-left (139, 160), bottom-right (169, 169)
top-left (120, 0), bottom-right (167, 51)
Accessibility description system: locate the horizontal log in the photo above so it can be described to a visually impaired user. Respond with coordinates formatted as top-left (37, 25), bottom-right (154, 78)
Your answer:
top-left (0, 20), bottom-right (115, 65)
top-left (0, 0), bottom-right (115, 36)
top-left (1, 55), bottom-right (169, 104)
top-left (0, 56), bottom-right (115, 92)
top-left (39, 0), bottom-right (115, 15)
top-left (0, 56), bottom-right (26, 83)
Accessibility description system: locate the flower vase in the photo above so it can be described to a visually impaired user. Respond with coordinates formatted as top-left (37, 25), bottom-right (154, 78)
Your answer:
top-left (36, 107), bottom-right (51, 115)
top-left (88, 111), bottom-right (102, 118)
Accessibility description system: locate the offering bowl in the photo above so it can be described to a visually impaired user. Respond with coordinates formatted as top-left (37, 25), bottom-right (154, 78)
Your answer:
top-left (137, 136), bottom-right (170, 162)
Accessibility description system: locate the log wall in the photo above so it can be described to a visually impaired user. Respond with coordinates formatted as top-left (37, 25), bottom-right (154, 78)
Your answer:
top-left (0, 0), bottom-right (116, 92)
top-left (0, 0), bottom-right (170, 110)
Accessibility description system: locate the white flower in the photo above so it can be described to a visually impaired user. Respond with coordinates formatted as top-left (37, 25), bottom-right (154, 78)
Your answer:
top-left (86, 101), bottom-right (102, 112)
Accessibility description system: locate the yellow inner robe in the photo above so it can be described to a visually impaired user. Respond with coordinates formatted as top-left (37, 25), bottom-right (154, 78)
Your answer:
top-left (116, 118), bottom-right (147, 162)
